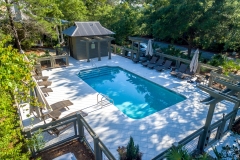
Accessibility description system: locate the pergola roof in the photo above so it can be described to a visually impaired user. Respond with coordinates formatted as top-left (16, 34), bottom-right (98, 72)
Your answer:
top-left (63, 21), bottom-right (115, 37)
top-left (129, 36), bottom-right (149, 42)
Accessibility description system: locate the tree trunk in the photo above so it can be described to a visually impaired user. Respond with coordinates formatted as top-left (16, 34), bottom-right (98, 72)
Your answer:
top-left (187, 37), bottom-right (193, 58)
top-left (5, 0), bottom-right (22, 52)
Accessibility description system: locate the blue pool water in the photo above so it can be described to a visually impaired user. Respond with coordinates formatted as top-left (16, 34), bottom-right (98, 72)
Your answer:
top-left (79, 66), bottom-right (186, 119)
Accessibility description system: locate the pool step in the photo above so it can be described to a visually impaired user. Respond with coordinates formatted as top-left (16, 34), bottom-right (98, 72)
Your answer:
top-left (78, 67), bottom-right (118, 80)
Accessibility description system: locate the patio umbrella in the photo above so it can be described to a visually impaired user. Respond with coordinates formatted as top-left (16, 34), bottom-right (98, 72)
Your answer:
top-left (145, 40), bottom-right (153, 56)
top-left (190, 49), bottom-right (199, 73)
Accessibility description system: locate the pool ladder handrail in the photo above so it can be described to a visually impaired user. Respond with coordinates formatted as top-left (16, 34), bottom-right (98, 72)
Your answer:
top-left (77, 59), bottom-right (100, 75)
top-left (97, 93), bottom-right (114, 108)
top-left (90, 59), bottom-right (100, 74)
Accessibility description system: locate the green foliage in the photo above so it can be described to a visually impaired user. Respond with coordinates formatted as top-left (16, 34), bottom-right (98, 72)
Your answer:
top-left (100, 2), bottom-right (141, 45)
top-left (151, 0), bottom-right (240, 56)
top-left (222, 59), bottom-right (240, 75)
top-left (117, 136), bottom-right (142, 160)
top-left (166, 145), bottom-right (211, 160)
top-left (161, 45), bottom-right (182, 57)
top-left (166, 145), bottom-right (191, 160)
top-left (207, 54), bottom-right (225, 67)
top-left (0, 36), bottom-right (35, 159)
top-left (57, 0), bottom-right (87, 21)
top-left (26, 129), bottom-right (45, 151)
top-left (126, 136), bottom-right (140, 160)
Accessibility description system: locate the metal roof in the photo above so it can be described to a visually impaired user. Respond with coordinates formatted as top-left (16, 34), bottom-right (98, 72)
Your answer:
top-left (63, 21), bottom-right (115, 37)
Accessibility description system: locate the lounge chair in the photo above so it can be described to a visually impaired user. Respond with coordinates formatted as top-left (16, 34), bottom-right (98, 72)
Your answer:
top-left (147, 59), bottom-right (164, 69)
top-left (170, 63), bottom-right (188, 77)
top-left (40, 87), bottom-right (53, 96)
top-left (30, 77), bottom-right (73, 119)
top-left (177, 69), bottom-right (194, 79)
top-left (155, 60), bottom-right (172, 72)
top-left (37, 81), bottom-right (52, 88)
top-left (132, 58), bottom-right (139, 63)
top-left (33, 75), bottom-right (49, 81)
top-left (141, 56), bottom-right (158, 67)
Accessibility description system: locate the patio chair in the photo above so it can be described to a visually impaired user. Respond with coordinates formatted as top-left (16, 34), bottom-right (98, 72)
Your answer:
top-left (37, 81), bottom-right (52, 88)
top-left (33, 75), bottom-right (49, 81)
top-left (132, 58), bottom-right (139, 63)
top-left (170, 63), bottom-right (188, 77)
top-left (147, 59), bottom-right (164, 69)
top-left (155, 60), bottom-right (173, 72)
top-left (177, 69), bottom-right (194, 79)
top-left (141, 56), bottom-right (158, 67)
top-left (30, 77), bottom-right (73, 120)
top-left (40, 87), bottom-right (53, 96)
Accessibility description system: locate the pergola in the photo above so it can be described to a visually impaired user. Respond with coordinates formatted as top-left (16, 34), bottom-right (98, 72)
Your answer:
top-left (196, 73), bottom-right (240, 151)
top-left (128, 36), bottom-right (148, 60)
top-left (78, 36), bottom-right (115, 62)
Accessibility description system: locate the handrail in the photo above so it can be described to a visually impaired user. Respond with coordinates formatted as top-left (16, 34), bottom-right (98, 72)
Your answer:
top-left (97, 93), bottom-right (114, 107)
top-left (90, 59), bottom-right (100, 74)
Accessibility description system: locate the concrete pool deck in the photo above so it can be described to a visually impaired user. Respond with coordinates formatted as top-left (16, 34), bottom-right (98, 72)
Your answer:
top-left (21, 54), bottom-right (235, 160)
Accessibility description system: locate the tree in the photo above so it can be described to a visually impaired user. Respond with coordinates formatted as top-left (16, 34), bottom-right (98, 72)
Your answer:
top-left (0, 35), bottom-right (35, 159)
top-left (0, 0), bottom-right (62, 51)
top-left (100, 2), bottom-right (141, 45)
top-left (57, 0), bottom-right (87, 21)
top-left (152, 0), bottom-right (240, 57)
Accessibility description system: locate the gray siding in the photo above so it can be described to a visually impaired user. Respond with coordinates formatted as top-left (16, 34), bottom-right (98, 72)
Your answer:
top-left (70, 36), bottom-right (111, 60)
top-left (71, 37), bottom-right (77, 59)
top-left (100, 41), bottom-right (109, 57)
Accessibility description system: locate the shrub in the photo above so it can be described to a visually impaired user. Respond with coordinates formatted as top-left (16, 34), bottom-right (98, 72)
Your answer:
top-left (162, 45), bottom-right (182, 57)
top-left (207, 54), bottom-right (225, 67)
top-left (0, 35), bottom-right (35, 159)
top-left (117, 136), bottom-right (142, 160)
top-left (166, 145), bottom-right (211, 160)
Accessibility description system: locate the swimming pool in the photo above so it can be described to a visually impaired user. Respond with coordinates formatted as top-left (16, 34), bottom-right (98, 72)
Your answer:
top-left (78, 66), bottom-right (186, 119)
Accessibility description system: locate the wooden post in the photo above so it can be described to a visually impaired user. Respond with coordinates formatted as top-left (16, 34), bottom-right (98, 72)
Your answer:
top-left (77, 112), bottom-right (84, 141)
top-left (216, 114), bottom-right (226, 140)
top-left (25, 128), bottom-right (36, 157)
top-left (108, 41), bottom-right (111, 60)
top-left (196, 63), bottom-right (201, 74)
top-left (197, 102), bottom-right (217, 151)
top-left (86, 42), bottom-right (90, 62)
top-left (114, 44), bottom-right (116, 54)
top-left (229, 102), bottom-right (240, 130)
top-left (98, 41), bottom-right (101, 61)
top-left (94, 135), bottom-right (102, 160)
top-left (208, 71), bottom-right (214, 87)
top-left (137, 42), bottom-right (140, 56)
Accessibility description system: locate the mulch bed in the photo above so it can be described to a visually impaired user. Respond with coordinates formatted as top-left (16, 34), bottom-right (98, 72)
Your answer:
top-left (32, 139), bottom-right (94, 160)
top-left (232, 118), bottom-right (240, 134)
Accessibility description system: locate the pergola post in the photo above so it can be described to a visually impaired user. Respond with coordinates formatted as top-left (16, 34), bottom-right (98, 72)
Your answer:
top-left (98, 41), bottom-right (101, 61)
top-left (137, 42), bottom-right (140, 55)
top-left (108, 41), bottom-right (111, 60)
top-left (86, 42), bottom-right (90, 62)
top-left (197, 102), bottom-right (217, 151)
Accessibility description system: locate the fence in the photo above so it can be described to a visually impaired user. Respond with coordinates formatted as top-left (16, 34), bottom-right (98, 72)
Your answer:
top-left (111, 44), bottom-right (222, 74)
top-left (23, 112), bottom-right (116, 160)
top-left (152, 109), bottom-right (239, 160)
top-left (37, 55), bottom-right (69, 69)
